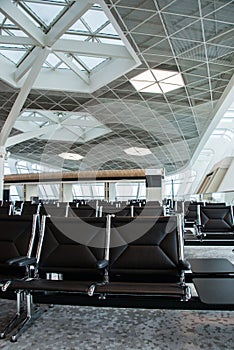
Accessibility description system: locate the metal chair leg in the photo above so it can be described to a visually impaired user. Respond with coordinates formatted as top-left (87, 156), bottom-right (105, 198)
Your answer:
top-left (0, 290), bottom-right (24, 339)
top-left (10, 292), bottom-right (32, 342)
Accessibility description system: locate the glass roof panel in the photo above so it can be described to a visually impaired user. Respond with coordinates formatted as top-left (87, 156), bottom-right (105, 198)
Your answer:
top-left (76, 55), bottom-right (107, 70)
top-left (2, 29), bottom-right (28, 37)
top-left (69, 57), bottom-right (85, 71)
top-left (61, 33), bottom-right (89, 41)
top-left (70, 19), bottom-right (89, 32)
top-left (82, 9), bottom-right (109, 32)
top-left (22, 2), bottom-right (65, 26)
top-left (0, 13), bottom-right (5, 22)
top-left (3, 18), bottom-right (16, 26)
top-left (100, 37), bottom-right (124, 45)
top-left (45, 54), bottom-right (61, 67)
top-left (0, 49), bottom-right (27, 64)
top-left (100, 23), bottom-right (118, 36)
top-left (57, 62), bottom-right (69, 69)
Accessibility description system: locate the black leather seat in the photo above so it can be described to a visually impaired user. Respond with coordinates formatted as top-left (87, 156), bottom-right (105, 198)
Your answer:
top-left (95, 216), bottom-right (191, 299)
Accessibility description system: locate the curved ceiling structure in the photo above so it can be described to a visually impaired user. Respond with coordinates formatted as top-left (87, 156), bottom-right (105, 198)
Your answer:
top-left (0, 0), bottom-right (233, 175)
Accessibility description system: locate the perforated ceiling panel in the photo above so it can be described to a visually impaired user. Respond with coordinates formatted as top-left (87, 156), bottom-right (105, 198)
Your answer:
top-left (0, 0), bottom-right (233, 174)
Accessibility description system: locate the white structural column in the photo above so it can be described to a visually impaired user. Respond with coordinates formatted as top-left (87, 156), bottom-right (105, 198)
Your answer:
top-left (25, 184), bottom-right (38, 202)
top-left (0, 147), bottom-right (6, 201)
top-left (62, 183), bottom-right (73, 203)
top-left (0, 47), bottom-right (50, 199)
top-left (108, 182), bottom-right (116, 202)
top-left (145, 169), bottom-right (164, 202)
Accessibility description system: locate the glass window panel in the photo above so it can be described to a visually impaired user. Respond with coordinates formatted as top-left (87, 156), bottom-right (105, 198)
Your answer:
top-left (71, 57), bottom-right (86, 71)
top-left (3, 29), bottom-right (28, 37)
top-left (61, 33), bottom-right (89, 41)
top-left (0, 13), bottom-right (5, 22)
top-left (73, 183), bottom-right (105, 199)
top-left (4, 18), bottom-right (16, 26)
top-left (77, 55), bottom-right (106, 70)
top-left (100, 23), bottom-right (118, 36)
top-left (10, 185), bottom-right (22, 201)
top-left (22, 3), bottom-right (64, 26)
top-left (38, 184), bottom-right (59, 200)
top-left (100, 37), bottom-right (124, 46)
top-left (0, 49), bottom-right (26, 64)
top-left (115, 182), bottom-right (139, 201)
top-left (70, 20), bottom-right (89, 32)
top-left (45, 53), bottom-right (61, 67)
top-left (82, 9), bottom-right (109, 32)
top-left (58, 62), bottom-right (69, 69)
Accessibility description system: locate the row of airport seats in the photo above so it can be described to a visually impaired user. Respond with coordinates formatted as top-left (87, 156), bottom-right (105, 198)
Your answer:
top-left (181, 201), bottom-right (234, 243)
top-left (1, 210), bottom-right (234, 341)
top-left (0, 200), bottom-right (165, 218)
top-left (0, 212), bottom-right (191, 341)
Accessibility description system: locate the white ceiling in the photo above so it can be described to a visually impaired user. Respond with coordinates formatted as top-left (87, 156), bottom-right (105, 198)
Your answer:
top-left (0, 0), bottom-right (233, 174)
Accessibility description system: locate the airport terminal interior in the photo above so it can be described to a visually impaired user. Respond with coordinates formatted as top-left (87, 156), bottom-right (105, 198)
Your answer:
top-left (0, 0), bottom-right (233, 349)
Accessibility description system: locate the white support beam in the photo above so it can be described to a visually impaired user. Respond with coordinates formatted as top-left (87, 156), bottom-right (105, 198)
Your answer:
top-left (15, 47), bottom-right (43, 82)
top-left (0, 47), bottom-right (50, 147)
top-left (54, 52), bottom-right (90, 84)
top-left (60, 119), bottom-right (104, 128)
top-left (0, 0), bottom-right (45, 46)
top-left (189, 73), bottom-right (234, 167)
top-left (6, 125), bottom-right (56, 148)
top-left (0, 35), bottom-right (36, 46)
top-left (53, 40), bottom-right (131, 59)
top-left (45, 0), bottom-right (94, 46)
top-left (0, 146), bottom-right (6, 201)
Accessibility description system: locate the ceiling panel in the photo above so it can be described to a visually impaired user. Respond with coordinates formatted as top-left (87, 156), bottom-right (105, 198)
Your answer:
top-left (0, 0), bottom-right (233, 175)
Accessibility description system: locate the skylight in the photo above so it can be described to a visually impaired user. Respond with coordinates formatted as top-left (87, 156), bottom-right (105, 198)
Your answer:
top-left (11, 110), bottom-right (112, 144)
top-left (130, 69), bottom-right (185, 94)
top-left (0, 0), bottom-right (140, 93)
top-left (124, 147), bottom-right (152, 156)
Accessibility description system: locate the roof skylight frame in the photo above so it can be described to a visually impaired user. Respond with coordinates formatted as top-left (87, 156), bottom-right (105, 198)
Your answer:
top-left (0, 0), bottom-right (140, 93)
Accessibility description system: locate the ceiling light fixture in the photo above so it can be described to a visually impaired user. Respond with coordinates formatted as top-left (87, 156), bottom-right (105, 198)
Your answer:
top-left (130, 69), bottom-right (184, 94)
top-left (58, 152), bottom-right (83, 160)
top-left (124, 147), bottom-right (152, 156)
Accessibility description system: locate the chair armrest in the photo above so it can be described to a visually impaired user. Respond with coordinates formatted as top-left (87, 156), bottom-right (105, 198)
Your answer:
top-left (96, 259), bottom-right (109, 270)
top-left (6, 256), bottom-right (37, 267)
top-left (179, 259), bottom-right (191, 270)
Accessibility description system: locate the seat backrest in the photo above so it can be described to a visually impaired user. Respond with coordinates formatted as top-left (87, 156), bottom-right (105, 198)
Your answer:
top-left (37, 216), bottom-right (107, 280)
top-left (184, 202), bottom-right (203, 222)
top-left (109, 215), bottom-right (183, 282)
top-left (0, 215), bottom-right (38, 276)
top-left (21, 203), bottom-right (39, 216)
top-left (134, 206), bottom-right (164, 217)
top-left (39, 205), bottom-right (67, 217)
top-left (67, 206), bottom-right (96, 218)
top-left (200, 205), bottom-right (234, 232)
top-left (0, 206), bottom-right (11, 216)
top-left (101, 205), bottom-right (132, 217)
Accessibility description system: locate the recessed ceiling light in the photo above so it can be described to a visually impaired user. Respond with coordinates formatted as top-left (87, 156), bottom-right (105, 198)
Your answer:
top-left (131, 70), bottom-right (155, 82)
top-left (130, 80), bottom-right (153, 91)
top-left (58, 152), bottom-right (83, 160)
top-left (124, 147), bottom-right (152, 156)
top-left (152, 69), bottom-right (177, 81)
top-left (130, 69), bottom-right (185, 94)
top-left (162, 74), bottom-right (184, 86)
top-left (141, 83), bottom-right (162, 94)
top-left (160, 82), bottom-right (182, 93)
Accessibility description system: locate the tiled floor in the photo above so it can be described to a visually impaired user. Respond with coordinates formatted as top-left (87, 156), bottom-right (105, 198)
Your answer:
top-left (0, 245), bottom-right (233, 350)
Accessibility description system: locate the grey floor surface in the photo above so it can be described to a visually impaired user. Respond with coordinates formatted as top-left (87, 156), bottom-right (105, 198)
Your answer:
top-left (0, 245), bottom-right (233, 350)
